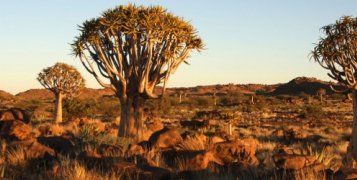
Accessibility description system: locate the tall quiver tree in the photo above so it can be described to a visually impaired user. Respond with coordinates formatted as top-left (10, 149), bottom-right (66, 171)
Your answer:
top-left (71, 4), bottom-right (204, 138)
top-left (37, 63), bottom-right (85, 123)
top-left (311, 16), bottom-right (357, 166)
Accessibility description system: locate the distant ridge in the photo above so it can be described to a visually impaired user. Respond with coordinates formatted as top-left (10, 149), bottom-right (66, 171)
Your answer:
top-left (1, 77), bottom-right (345, 101)
top-left (15, 88), bottom-right (115, 100)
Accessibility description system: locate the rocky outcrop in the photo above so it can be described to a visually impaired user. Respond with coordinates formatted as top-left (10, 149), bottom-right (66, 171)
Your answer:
top-left (162, 150), bottom-right (224, 171)
top-left (111, 162), bottom-right (171, 180)
top-left (37, 136), bottom-right (76, 158)
top-left (8, 140), bottom-right (55, 159)
top-left (212, 137), bottom-right (257, 165)
top-left (334, 168), bottom-right (357, 180)
top-left (0, 120), bottom-right (32, 141)
top-left (270, 77), bottom-right (341, 96)
top-left (273, 153), bottom-right (316, 170)
top-left (0, 108), bottom-right (30, 124)
top-left (148, 127), bottom-right (183, 150)
top-left (97, 144), bottom-right (124, 157)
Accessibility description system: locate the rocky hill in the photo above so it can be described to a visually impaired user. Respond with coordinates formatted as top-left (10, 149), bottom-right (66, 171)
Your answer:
top-left (269, 77), bottom-right (342, 96)
top-left (0, 90), bottom-right (15, 100)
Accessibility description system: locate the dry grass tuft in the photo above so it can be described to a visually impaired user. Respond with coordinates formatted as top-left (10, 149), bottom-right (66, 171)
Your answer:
top-left (178, 135), bottom-right (206, 150)
top-left (6, 147), bottom-right (26, 167)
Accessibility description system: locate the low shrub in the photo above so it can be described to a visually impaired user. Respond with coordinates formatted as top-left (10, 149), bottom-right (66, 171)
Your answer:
top-left (299, 105), bottom-right (324, 119)
top-left (97, 96), bottom-right (121, 122)
top-left (63, 98), bottom-right (98, 120)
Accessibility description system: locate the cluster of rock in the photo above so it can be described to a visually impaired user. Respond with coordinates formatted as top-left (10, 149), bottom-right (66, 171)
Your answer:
top-left (5, 107), bottom-right (354, 179)
top-left (271, 128), bottom-right (306, 141)
top-left (0, 107), bottom-right (263, 179)
top-left (271, 144), bottom-right (357, 180)
top-left (273, 145), bottom-right (329, 174)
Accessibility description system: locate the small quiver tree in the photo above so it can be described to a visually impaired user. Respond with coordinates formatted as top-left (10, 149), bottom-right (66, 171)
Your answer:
top-left (71, 4), bottom-right (204, 139)
top-left (317, 88), bottom-right (326, 103)
top-left (37, 63), bottom-right (85, 123)
top-left (311, 16), bottom-right (357, 166)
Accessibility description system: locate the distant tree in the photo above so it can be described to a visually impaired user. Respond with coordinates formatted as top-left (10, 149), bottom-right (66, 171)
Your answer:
top-left (71, 4), bottom-right (204, 138)
top-left (37, 63), bottom-right (85, 123)
top-left (311, 16), bottom-right (357, 166)
top-left (179, 90), bottom-right (185, 104)
top-left (317, 88), bottom-right (326, 102)
top-left (213, 92), bottom-right (217, 106)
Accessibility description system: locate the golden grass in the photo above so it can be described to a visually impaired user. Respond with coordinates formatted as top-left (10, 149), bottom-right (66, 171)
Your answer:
top-left (5, 146), bottom-right (26, 167)
top-left (178, 135), bottom-right (206, 151)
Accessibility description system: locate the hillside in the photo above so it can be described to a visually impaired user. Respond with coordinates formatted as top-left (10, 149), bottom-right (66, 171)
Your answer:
top-left (2, 77), bottom-right (345, 101)
top-left (165, 83), bottom-right (280, 96)
top-left (270, 77), bottom-right (342, 96)
top-left (15, 88), bottom-right (115, 100)
top-left (0, 90), bottom-right (15, 100)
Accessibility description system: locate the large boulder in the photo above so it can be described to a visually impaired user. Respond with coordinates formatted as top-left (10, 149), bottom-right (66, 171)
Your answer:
top-left (8, 140), bottom-right (55, 159)
top-left (148, 127), bottom-right (183, 150)
top-left (111, 162), bottom-right (171, 180)
top-left (214, 129), bottom-right (237, 142)
top-left (77, 150), bottom-right (111, 170)
top-left (183, 150), bottom-right (224, 171)
top-left (127, 141), bottom-right (152, 156)
top-left (97, 144), bottom-right (124, 157)
top-left (179, 120), bottom-right (205, 130)
top-left (0, 120), bottom-right (33, 141)
top-left (0, 108), bottom-right (30, 124)
top-left (37, 136), bottom-right (76, 158)
top-left (212, 138), bottom-right (257, 164)
top-left (146, 120), bottom-right (164, 132)
top-left (273, 153), bottom-right (316, 170)
top-left (284, 128), bottom-right (307, 141)
top-left (334, 168), bottom-right (357, 180)
top-left (162, 150), bottom-right (224, 170)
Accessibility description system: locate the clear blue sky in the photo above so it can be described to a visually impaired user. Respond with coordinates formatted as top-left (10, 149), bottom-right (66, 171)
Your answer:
top-left (1, 1), bottom-right (357, 95)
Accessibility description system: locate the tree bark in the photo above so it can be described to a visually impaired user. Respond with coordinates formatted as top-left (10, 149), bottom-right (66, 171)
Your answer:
top-left (118, 96), bottom-right (144, 139)
top-left (54, 93), bottom-right (63, 123)
top-left (347, 88), bottom-right (357, 167)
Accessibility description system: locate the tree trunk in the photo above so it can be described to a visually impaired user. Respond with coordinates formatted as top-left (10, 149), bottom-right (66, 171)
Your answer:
top-left (347, 88), bottom-right (357, 167)
top-left (179, 94), bottom-right (182, 104)
top-left (320, 94), bottom-right (323, 102)
top-left (118, 96), bottom-right (144, 139)
top-left (54, 93), bottom-right (63, 123)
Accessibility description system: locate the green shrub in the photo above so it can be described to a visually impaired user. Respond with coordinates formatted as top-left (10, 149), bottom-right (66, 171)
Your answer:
top-left (14, 99), bottom-right (44, 113)
top-left (145, 96), bottom-right (172, 114)
top-left (63, 98), bottom-right (98, 120)
top-left (194, 96), bottom-right (213, 107)
top-left (329, 93), bottom-right (345, 101)
top-left (97, 96), bottom-right (121, 122)
top-left (299, 105), bottom-right (324, 119)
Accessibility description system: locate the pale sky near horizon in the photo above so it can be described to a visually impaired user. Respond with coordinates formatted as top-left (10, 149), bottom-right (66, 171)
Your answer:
top-left (1, 1), bottom-right (357, 95)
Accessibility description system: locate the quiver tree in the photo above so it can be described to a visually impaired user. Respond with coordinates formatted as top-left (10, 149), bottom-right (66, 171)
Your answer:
top-left (179, 90), bottom-right (185, 104)
top-left (317, 88), bottom-right (326, 102)
top-left (71, 4), bottom-right (204, 138)
top-left (311, 16), bottom-right (357, 166)
top-left (37, 63), bottom-right (85, 123)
